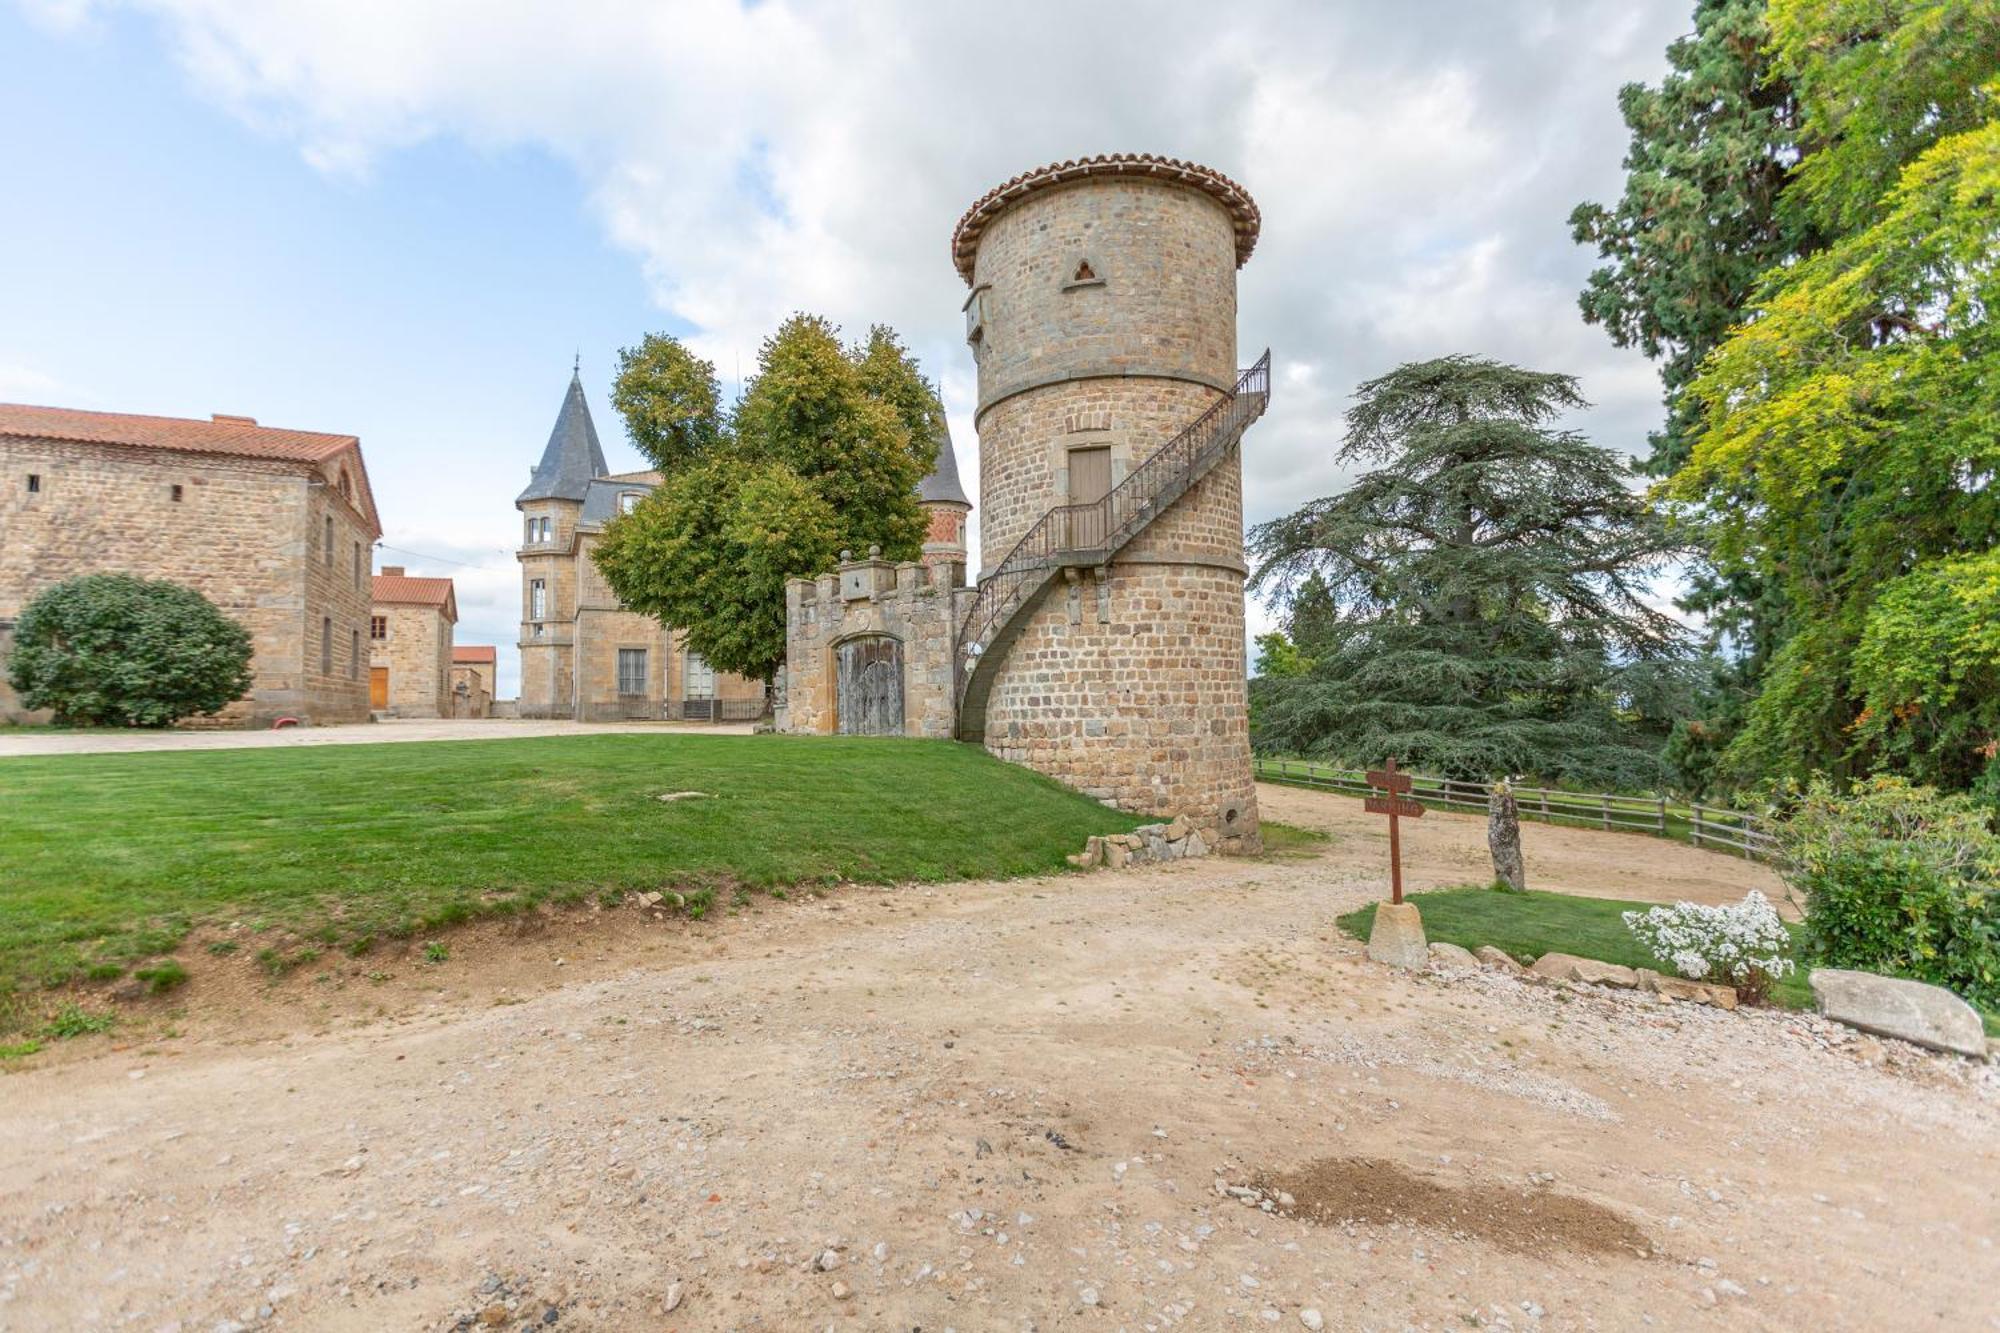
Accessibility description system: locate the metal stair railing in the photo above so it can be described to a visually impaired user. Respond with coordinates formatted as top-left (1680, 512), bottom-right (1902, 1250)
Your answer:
top-left (954, 350), bottom-right (1271, 707)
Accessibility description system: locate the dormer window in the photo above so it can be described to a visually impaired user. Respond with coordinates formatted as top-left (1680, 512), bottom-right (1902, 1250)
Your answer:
top-left (617, 492), bottom-right (641, 515)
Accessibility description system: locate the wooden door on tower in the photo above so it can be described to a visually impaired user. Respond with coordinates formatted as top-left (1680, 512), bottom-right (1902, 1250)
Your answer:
top-left (836, 635), bottom-right (904, 736)
top-left (1066, 445), bottom-right (1112, 549)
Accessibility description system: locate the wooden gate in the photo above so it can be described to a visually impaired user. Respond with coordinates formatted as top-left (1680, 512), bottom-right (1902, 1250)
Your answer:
top-left (836, 635), bottom-right (904, 736)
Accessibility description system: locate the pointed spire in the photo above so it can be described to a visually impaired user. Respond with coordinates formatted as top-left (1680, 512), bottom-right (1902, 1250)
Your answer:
top-left (517, 366), bottom-right (611, 505)
top-left (917, 412), bottom-right (971, 509)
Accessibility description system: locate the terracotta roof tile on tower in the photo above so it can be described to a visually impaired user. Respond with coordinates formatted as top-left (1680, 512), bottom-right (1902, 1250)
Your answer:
top-left (452, 645), bottom-right (497, 665)
top-left (950, 153), bottom-right (1261, 283)
top-left (373, 573), bottom-right (458, 622)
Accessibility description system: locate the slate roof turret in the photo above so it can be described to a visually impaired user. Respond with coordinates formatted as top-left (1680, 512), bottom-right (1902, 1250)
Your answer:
top-left (917, 415), bottom-right (971, 509)
top-left (517, 369), bottom-right (610, 505)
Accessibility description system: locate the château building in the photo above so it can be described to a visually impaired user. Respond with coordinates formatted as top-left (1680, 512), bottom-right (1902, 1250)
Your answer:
top-left (514, 370), bottom-right (768, 721)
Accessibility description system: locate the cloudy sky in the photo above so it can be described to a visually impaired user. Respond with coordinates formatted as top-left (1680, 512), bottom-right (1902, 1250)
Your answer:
top-left (1, 0), bottom-right (1691, 696)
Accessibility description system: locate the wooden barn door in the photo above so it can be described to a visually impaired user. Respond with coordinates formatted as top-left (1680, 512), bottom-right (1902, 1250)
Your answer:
top-left (369, 667), bottom-right (389, 709)
top-left (836, 635), bottom-right (904, 736)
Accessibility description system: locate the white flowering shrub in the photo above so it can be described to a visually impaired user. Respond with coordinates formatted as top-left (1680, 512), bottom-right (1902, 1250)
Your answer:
top-left (1622, 890), bottom-right (1796, 1003)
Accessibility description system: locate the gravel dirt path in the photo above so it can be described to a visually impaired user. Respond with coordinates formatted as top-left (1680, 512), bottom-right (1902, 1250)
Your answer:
top-left (1, 786), bottom-right (1992, 1331)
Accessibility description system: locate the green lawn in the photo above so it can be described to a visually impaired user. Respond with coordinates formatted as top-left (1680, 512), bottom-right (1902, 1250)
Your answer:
top-left (0, 733), bottom-right (1141, 1025)
top-left (1338, 887), bottom-right (2000, 1033)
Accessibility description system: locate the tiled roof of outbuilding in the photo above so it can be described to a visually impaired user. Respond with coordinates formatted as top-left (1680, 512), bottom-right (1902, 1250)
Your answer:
top-left (0, 400), bottom-right (383, 536)
top-left (950, 153), bottom-right (1261, 283)
top-left (373, 573), bottom-right (458, 622)
top-left (452, 645), bottom-right (497, 665)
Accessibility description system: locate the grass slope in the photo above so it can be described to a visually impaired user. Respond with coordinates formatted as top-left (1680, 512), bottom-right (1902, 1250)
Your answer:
top-left (0, 733), bottom-right (1139, 1022)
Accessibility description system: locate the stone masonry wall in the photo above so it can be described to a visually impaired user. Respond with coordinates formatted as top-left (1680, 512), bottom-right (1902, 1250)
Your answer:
top-left (370, 604), bottom-right (452, 717)
top-left (782, 556), bottom-right (963, 738)
top-left (449, 664), bottom-right (492, 718)
top-left (1, 436), bottom-right (371, 726)
top-left (962, 165), bottom-right (1258, 847)
top-left (517, 498), bottom-right (581, 718)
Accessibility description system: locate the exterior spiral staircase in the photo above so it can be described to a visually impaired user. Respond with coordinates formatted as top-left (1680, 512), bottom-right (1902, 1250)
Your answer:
top-left (954, 350), bottom-right (1271, 743)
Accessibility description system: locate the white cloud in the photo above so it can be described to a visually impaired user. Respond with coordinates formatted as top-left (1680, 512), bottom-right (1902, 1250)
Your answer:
top-left (28, 0), bottom-right (1699, 679)
top-left (0, 360), bottom-right (67, 402)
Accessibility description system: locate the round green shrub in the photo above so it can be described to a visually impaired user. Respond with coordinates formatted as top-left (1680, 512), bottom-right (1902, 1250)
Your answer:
top-left (8, 574), bottom-right (254, 727)
top-left (1777, 776), bottom-right (2000, 1008)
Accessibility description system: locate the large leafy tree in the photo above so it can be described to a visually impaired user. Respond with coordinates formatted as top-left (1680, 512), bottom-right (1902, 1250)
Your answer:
top-left (593, 316), bottom-right (941, 684)
top-left (9, 574), bottom-right (253, 726)
top-left (1570, 0), bottom-right (1822, 773)
top-left (733, 315), bottom-right (933, 559)
top-left (1571, 0), bottom-right (1817, 479)
top-left (1248, 357), bottom-right (1692, 787)
top-left (1671, 0), bottom-right (2000, 792)
top-left (592, 459), bottom-right (839, 684)
top-left (610, 333), bottom-right (725, 473)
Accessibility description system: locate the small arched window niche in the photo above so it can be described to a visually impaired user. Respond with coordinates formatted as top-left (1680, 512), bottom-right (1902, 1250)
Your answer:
top-left (1062, 258), bottom-right (1106, 291)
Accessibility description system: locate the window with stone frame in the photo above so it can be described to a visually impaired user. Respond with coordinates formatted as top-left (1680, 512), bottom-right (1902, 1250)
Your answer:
top-left (618, 492), bottom-right (641, 515)
top-left (352, 541), bottom-right (364, 590)
top-left (530, 579), bottom-right (548, 621)
top-left (349, 629), bottom-right (360, 680)
top-left (323, 514), bottom-right (334, 564)
top-left (617, 647), bottom-right (648, 695)
top-left (370, 614), bottom-right (387, 641)
top-left (320, 616), bottom-right (332, 675)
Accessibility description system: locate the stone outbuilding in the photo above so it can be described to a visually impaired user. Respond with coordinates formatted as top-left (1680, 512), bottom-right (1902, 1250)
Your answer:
top-left (449, 644), bottom-right (496, 719)
top-left (0, 401), bottom-right (382, 726)
top-left (369, 568), bottom-right (457, 717)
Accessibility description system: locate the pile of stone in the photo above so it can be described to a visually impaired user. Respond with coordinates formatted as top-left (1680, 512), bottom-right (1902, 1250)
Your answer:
top-left (1068, 816), bottom-right (1210, 869)
top-left (1526, 951), bottom-right (1740, 1009)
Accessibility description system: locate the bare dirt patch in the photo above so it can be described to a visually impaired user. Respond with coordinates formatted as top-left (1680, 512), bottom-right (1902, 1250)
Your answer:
top-left (1252, 1157), bottom-right (1653, 1260)
top-left (1, 783), bottom-right (1993, 1330)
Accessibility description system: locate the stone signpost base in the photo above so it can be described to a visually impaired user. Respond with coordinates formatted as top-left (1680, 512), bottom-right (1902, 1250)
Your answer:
top-left (1366, 901), bottom-right (1428, 969)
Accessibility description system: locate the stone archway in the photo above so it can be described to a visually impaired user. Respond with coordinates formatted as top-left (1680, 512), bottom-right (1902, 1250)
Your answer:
top-left (836, 635), bottom-right (904, 736)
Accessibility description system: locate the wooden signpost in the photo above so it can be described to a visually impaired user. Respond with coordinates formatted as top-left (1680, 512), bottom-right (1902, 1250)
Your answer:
top-left (1364, 757), bottom-right (1423, 904)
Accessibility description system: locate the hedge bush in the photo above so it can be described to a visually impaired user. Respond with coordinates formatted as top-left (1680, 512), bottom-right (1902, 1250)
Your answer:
top-left (1776, 776), bottom-right (2000, 1008)
top-left (8, 574), bottom-right (253, 727)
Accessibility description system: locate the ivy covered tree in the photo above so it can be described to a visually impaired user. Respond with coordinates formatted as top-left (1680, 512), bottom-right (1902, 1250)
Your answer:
top-left (1248, 357), bottom-right (1692, 788)
top-left (592, 316), bottom-right (941, 685)
top-left (1671, 0), bottom-right (2000, 793)
top-left (8, 574), bottom-right (253, 726)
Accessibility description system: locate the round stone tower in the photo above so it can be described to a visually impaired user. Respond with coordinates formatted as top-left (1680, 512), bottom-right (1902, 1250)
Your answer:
top-left (951, 153), bottom-right (1266, 850)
